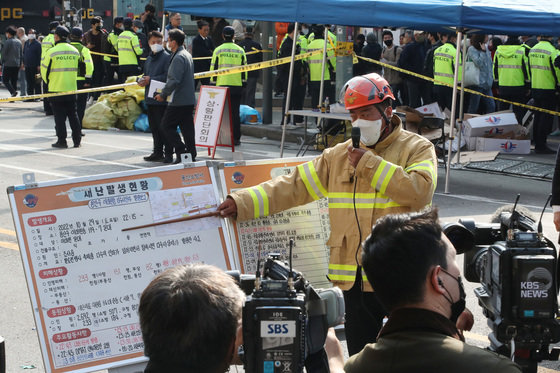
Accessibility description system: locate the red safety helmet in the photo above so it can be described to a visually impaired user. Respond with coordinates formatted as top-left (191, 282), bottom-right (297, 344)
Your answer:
top-left (341, 73), bottom-right (395, 110)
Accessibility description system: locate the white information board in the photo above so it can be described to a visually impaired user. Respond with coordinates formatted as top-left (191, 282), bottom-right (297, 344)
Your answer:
top-left (7, 163), bottom-right (235, 373)
top-left (194, 85), bottom-right (234, 158)
top-left (218, 158), bottom-right (332, 288)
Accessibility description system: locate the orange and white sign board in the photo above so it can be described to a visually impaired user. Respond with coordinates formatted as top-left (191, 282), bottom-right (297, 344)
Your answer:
top-left (194, 86), bottom-right (234, 159)
top-left (7, 163), bottom-right (234, 373)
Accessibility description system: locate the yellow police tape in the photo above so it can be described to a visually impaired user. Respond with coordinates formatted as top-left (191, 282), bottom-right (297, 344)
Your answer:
top-left (89, 48), bottom-right (271, 61)
top-left (0, 48), bottom-right (325, 103)
top-left (356, 54), bottom-right (560, 117)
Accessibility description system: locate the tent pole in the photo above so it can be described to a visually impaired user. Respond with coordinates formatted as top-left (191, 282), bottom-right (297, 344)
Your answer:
top-left (318, 26), bottom-right (329, 109)
top-left (444, 29), bottom-right (463, 194)
top-left (456, 32), bottom-right (468, 165)
top-left (280, 22), bottom-right (299, 158)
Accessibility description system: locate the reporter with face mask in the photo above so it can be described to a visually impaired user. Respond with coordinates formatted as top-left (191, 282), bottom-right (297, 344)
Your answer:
top-left (337, 209), bottom-right (521, 372)
top-left (218, 73), bottom-right (437, 356)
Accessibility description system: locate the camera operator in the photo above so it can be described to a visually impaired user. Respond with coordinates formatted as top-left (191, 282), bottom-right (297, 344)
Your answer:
top-left (138, 264), bottom-right (244, 373)
top-left (337, 209), bottom-right (521, 372)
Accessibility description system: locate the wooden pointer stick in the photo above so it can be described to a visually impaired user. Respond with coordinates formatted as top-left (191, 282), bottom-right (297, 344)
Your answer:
top-left (122, 211), bottom-right (220, 232)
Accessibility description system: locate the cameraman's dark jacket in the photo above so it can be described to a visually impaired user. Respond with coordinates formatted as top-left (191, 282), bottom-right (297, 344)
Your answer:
top-left (344, 308), bottom-right (521, 373)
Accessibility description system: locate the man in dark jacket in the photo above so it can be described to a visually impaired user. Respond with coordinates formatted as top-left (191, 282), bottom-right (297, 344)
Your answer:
top-left (82, 16), bottom-right (106, 99)
top-left (2, 26), bottom-right (22, 97)
top-left (140, 4), bottom-right (159, 35)
top-left (155, 29), bottom-right (196, 163)
top-left (23, 28), bottom-right (41, 97)
top-left (238, 25), bottom-right (263, 108)
top-left (191, 20), bottom-right (214, 88)
top-left (398, 30), bottom-right (429, 107)
top-left (361, 32), bottom-right (382, 75)
top-left (277, 23), bottom-right (305, 123)
top-left (139, 31), bottom-right (171, 163)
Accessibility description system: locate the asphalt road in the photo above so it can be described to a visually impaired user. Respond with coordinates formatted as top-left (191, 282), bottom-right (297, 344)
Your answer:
top-left (1, 99), bottom-right (559, 372)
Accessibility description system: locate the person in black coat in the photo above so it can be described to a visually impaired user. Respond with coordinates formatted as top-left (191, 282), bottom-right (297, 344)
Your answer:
top-left (192, 20), bottom-right (214, 88)
top-left (361, 32), bottom-right (382, 75)
top-left (23, 28), bottom-right (42, 96)
top-left (238, 26), bottom-right (263, 108)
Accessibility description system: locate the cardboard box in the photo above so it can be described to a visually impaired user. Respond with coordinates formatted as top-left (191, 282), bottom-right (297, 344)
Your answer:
top-left (463, 112), bottom-right (518, 139)
top-left (475, 137), bottom-right (530, 154)
top-left (415, 102), bottom-right (445, 119)
top-left (396, 106), bottom-right (423, 124)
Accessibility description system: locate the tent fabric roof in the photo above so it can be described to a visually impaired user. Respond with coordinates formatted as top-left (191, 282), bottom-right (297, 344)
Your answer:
top-left (164, 0), bottom-right (560, 35)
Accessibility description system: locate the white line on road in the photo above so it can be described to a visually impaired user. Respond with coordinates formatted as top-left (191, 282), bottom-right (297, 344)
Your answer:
top-left (0, 163), bottom-right (70, 178)
top-left (435, 192), bottom-right (551, 212)
top-left (0, 228), bottom-right (16, 236)
top-left (1, 143), bottom-right (144, 169)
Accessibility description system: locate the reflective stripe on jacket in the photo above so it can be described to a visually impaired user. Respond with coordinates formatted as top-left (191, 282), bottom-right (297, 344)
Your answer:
top-left (41, 33), bottom-right (55, 57)
top-left (493, 44), bottom-right (529, 87)
top-left (306, 38), bottom-right (336, 81)
top-left (210, 42), bottom-right (247, 86)
top-left (433, 42), bottom-right (461, 86)
top-left (230, 115), bottom-right (437, 291)
top-left (117, 30), bottom-right (143, 66)
top-left (41, 41), bottom-right (80, 92)
top-left (529, 40), bottom-right (559, 90)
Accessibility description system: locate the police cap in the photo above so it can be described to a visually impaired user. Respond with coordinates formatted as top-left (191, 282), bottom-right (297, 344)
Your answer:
top-left (55, 26), bottom-right (70, 38)
top-left (71, 27), bottom-right (83, 39)
top-left (222, 26), bottom-right (235, 38)
top-left (49, 21), bottom-right (60, 30)
top-left (114, 16), bottom-right (124, 25)
top-left (123, 17), bottom-right (133, 28)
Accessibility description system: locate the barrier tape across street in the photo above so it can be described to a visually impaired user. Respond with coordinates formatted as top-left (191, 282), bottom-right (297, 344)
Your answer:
top-left (89, 48), bottom-right (271, 61)
top-left (0, 49), bottom-right (324, 103)
top-left (356, 54), bottom-right (560, 117)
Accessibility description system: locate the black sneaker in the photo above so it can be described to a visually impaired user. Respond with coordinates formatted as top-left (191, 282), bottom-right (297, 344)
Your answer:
top-left (163, 156), bottom-right (174, 164)
top-left (52, 142), bottom-right (68, 149)
top-left (144, 153), bottom-right (165, 162)
top-left (11, 91), bottom-right (18, 97)
top-left (73, 143), bottom-right (81, 148)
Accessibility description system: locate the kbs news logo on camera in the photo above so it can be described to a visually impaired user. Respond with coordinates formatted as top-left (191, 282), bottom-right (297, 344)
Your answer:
top-left (520, 267), bottom-right (553, 298)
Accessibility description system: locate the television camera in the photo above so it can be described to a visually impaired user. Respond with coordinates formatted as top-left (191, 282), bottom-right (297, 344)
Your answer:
top-left (444, 195), bottom-right (560, 373)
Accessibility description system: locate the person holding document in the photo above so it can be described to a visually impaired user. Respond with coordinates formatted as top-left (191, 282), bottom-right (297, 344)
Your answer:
top-left (138, 31), bottom-right (172, 163)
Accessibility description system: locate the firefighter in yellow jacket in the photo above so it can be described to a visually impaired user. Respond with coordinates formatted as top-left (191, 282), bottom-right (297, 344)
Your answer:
top-left (218, 73), bottom-right (437, 356)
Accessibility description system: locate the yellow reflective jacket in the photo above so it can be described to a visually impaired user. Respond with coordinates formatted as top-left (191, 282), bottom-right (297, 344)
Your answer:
top-left (230, 115), bottom-right (437, 291)
top-left (41, 41), bottom-right (80, 92)
top-left (116, 30), bottom-right (143, 66)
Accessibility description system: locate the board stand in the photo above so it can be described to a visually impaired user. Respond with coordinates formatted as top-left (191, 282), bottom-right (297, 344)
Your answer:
top-left (194, 86), bottom-right (235, 159)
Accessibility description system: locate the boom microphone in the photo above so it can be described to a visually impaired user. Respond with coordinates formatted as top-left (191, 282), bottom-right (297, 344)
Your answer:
top-left (351, 127), bottom-right (361, 148)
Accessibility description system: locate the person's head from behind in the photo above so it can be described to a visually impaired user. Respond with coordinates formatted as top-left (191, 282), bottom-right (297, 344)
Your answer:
top-left (197, 20), bottom-right (209, 37)
top-left (167, 28), bottom-right (185, 52)
top-left (222, 25), bottom-right (235, 42)
top-left (361, 209), bottom-right (466, 322)
top-left (139, 264), bottom-right (244, 373)
top-left (356, 33), bottom-right (365, 46)
top-left (342, 73), bottom-right (395, 146)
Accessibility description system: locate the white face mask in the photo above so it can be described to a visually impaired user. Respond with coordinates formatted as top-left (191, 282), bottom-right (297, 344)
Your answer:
top-left (352, 118), bottom-right (383, 146)
top-left (150, 43), bottom-right (163, 53)
top-left (28, 34), bottom-right (36, 40)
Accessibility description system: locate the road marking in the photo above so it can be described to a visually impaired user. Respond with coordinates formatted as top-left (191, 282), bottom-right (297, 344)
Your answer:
top-left (0, 143), bottom-right (144, 169)
top-left (0, 240), bottom-right (19, 251)
top-left (0, 163), bottom-right (70, 178)
top-left (435, 192), bottom-right (552, 212)
top-left (0, 228), bottom-right (16, 237)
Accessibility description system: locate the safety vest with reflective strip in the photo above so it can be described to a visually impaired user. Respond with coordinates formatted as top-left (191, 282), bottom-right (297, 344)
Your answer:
top-left (279, 33), bottom-right (309, 53)
top-left (433, 42), bottom-right (461, 86)
top-left (70, 42), bottom-right (94, 81)
top-left (41, 33), bottom-right (55, 57)
top-left (306, 38), bottom-right (336, 81)
top-left (104, 32), bottom-right (119, 62)
top-left (40, 41), bottom-right (80, 92)
top-left (529, 40), bottom-right (559, 90)
top-left (493, 45), bottom-right (529, 87)
top-left (210, 42), bottom-right (247, 86)
top-left (116, 30), bottom-right (143, 66)
top-left (230, 116), bottom-right (437, 291)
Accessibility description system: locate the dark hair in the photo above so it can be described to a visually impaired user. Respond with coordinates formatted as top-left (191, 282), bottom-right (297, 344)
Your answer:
top-left (490, 36), bottom-right (503, 48)
top-left (470, 34), bottom-right (486, 51)
top-left (148, 30), bottom-right (163, 40)
top-left (168, 28), bottom-right (185, 46)
top-left (361, 208), bottom-right (448, 312)
top-left (139, 264), bottom-right (244, 372)
top-left (145, 4), bottom-right (156, 13)
top-left (197, 20), bottom-right (209, 29)
top-left (287, 23), bottom-right (296, 34)
top-left (91, 16), bottom-right (102, 25)
top-left (356, 33), bottom-right (365, 42)
top-left (505, 35), bottom-right (521, 45)
top-left (5, 26), bottom-right (16, 36)
top-left (382, 30), bottom-right (393, 39)
top-left (427, 32), bottom-right (439, 41)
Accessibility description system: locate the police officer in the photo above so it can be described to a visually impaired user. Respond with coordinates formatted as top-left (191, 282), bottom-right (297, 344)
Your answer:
top-left (493, 36), bottom-right (530, 125)
top-left (117, 17), bottom-right (144, 82)
top-left (529, 36), bottom-right (560, 154)
top-left (306, 25), bottom-right (336, 111)
top-left (433, 33), bottom-right (460, 113)
top-left (41, 26), bottom-right (82, 149)
top-left (41, 21), bottom-right (60, 116)
top-left (210, 25), bottom-right (247, 146)
top-left (103, 17), bottom-right (124, 86)
top-left (69, 27), bottom-right (94, 128)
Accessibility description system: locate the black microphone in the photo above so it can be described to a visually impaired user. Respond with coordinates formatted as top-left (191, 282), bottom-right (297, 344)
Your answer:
top-left (351, 127), bottom-right (361, 149)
